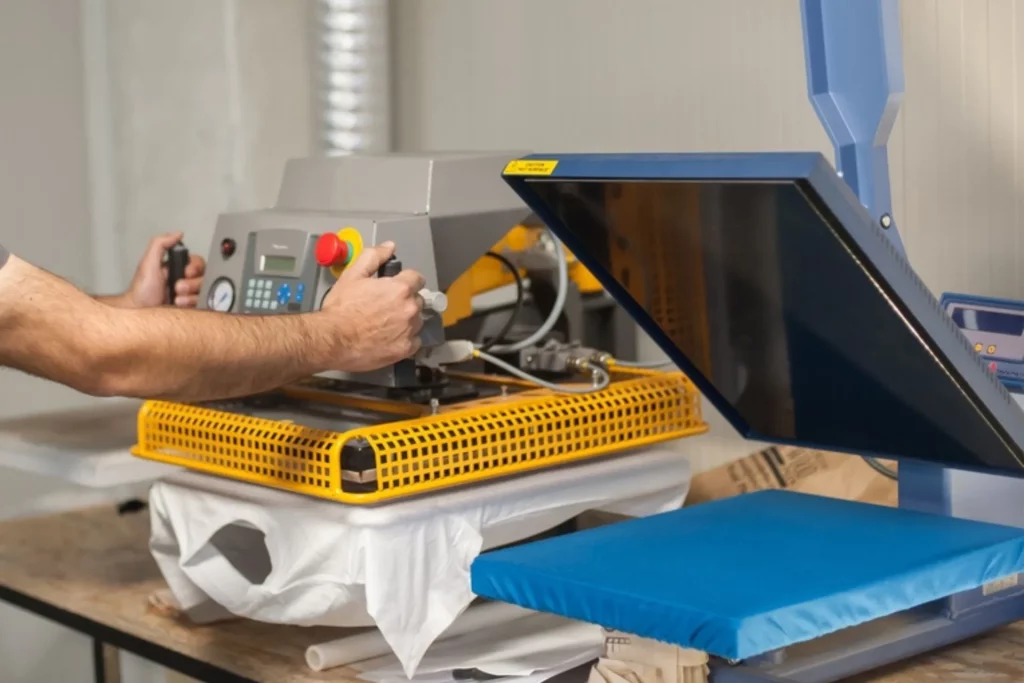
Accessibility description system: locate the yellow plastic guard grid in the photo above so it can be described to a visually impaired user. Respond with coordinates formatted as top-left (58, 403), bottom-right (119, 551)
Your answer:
top-left (133, 370), bottom-right (707, 504)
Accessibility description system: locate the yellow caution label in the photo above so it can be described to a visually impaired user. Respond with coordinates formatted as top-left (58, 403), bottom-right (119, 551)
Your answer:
top-left (504, 159), bottom-right (559, 176)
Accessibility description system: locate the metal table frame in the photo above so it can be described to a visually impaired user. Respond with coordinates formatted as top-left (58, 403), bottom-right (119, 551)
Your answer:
top-left (0, 573), bottom-right (255, 683)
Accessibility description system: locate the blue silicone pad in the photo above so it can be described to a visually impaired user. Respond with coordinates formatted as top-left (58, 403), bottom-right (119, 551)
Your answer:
top-left (470, 489), bottom-right (1024, 660)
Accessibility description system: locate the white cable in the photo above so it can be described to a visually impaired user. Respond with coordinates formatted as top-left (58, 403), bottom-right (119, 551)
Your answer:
top-left (485, 229), bottom-right (569, 354)
top-left (475, 350), bottom-right (610, 394)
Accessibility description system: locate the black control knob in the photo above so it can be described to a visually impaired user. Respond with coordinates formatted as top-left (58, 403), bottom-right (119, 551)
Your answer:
top-left (220, 238), bottom-right (236, 258)
top-left (166, 241), bottom-right (189, 305)
top-left (378, 255), bottom-right (402, 278)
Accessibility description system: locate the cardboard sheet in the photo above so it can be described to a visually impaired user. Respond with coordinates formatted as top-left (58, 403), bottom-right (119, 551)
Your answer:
top-left (687, 444), bottom-right (898, 507)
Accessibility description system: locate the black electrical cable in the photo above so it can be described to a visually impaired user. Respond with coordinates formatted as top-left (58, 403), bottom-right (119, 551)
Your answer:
top-left (863, 456), bottom-right (898, 481)
top-left (477, 252), bottom-right (526, 353)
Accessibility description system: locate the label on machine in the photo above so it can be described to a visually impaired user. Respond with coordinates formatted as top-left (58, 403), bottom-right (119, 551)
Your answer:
top-left (503, 160), bottom-right (559, 176)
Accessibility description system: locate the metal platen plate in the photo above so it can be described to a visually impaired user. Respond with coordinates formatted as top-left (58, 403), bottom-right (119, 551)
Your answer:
top-left (503, 152), bottom-right (1024, 475)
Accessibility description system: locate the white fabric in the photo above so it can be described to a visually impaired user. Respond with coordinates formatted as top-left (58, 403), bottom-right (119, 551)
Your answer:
top-left (148, 448), bottom-right (690, 676)
top-left (356, 612), bottom-right (602, 683)
top-left (307, 602), bottom-right (534, 672)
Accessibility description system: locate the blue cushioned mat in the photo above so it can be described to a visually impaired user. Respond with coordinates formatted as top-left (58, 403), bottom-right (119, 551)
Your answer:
top-left (470, 490), bottom-right (1024, 660)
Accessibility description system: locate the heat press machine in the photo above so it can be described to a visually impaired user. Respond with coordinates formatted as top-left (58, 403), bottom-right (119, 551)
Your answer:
top-left (131, 152), bottom-right (707, 504)
top-left (470, 1), bottom-right (1024, 682)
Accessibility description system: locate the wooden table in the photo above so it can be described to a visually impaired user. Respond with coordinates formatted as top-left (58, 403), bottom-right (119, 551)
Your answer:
top-left (2, 504), bottom-right (1024, 683)
top-left (0, 503), bottom-right (361, 683)
top-left (849, 623), bottom-right (1024, 682)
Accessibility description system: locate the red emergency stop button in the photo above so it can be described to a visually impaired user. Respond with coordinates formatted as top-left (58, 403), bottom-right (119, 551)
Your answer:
top-left (315, 233), bottom-right (352, 268)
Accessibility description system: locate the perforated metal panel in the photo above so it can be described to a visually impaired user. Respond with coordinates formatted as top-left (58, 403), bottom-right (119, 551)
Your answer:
top-left (360, 372), bottom-right (703, 496)
top-left (133, 370), bottom-right (707, 504)
top-left (135, 402), bottom-right (341, 498)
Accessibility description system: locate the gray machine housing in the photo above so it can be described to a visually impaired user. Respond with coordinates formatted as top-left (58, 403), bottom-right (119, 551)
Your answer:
top-left (197, 152), bottom-right (531, 387)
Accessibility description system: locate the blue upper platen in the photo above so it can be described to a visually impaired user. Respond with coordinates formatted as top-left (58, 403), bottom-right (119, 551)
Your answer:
top-left (471, 489), bottom-right (1024, 660)
top-left (503, 152), bottom-right (1024, 475)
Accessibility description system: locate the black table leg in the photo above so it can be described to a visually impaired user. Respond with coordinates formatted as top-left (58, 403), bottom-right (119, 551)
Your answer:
top-left (93, 638), bottom-right (121, 683)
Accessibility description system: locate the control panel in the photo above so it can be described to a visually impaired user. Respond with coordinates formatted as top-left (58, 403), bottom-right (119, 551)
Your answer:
top-left (197, 215), bottom-right (447, 387)
top-left (190, 151), bottom-right (525, 388)
top-left (199, 222), bottom-right (370, 318)
top-left (239, 228), bottom-right (320, 315)
top-left (942, 292), bottom-right (1024, 392)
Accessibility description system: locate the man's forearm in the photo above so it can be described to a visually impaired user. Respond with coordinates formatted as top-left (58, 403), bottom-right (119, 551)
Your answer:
top-left (98, 306), bottom-right (338, 401)
top-left (0, 256), bottom-right (342, 402)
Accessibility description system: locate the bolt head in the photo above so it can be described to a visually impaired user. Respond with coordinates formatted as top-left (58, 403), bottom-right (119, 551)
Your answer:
top-left (880, 214), bottom-right (893, 229)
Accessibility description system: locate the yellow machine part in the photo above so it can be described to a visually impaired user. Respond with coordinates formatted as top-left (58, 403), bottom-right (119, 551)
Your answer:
top-left (442, 224), bottom-right (604, 327)
top-left (132, 368), bottom-right (707, 505)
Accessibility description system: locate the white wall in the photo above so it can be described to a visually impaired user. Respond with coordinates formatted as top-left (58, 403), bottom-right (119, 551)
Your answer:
top-left (107, 0), bottom-right (316, 282)
top-left (392, 0), bottom-right (1024, 471)
top-left (0, 0), bottom-right (100, 421)
top-left (0, 3), bottom-right (109, 679)
top-left (0, 1), bottom-right (315, 682)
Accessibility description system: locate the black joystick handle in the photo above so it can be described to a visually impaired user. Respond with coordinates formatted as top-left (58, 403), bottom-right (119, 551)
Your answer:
top-left (378, 255), bottom-right (402, 278)
top-left (166, 241), bottom-right (189, 305)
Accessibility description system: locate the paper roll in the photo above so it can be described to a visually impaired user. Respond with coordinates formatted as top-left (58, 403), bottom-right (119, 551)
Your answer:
top-left (306, 602), bottom-right (534, 672)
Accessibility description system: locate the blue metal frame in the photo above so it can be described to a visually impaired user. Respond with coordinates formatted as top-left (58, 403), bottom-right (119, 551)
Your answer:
top-left (800, 0), bottom-right (906, 255)
top-left (750, 1), bottom-right (1024, 679)
top-left (714, 597), bottom-right (1024, 683)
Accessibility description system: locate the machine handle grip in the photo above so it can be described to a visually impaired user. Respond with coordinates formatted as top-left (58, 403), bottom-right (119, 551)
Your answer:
top-left (378, 255), bottom-right (402, 278)
top-left (166, 241), bottom-right (189, 305)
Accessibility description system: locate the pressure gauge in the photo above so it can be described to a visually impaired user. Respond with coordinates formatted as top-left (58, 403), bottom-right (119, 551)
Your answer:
top-left (207, 277), bottom-right (235, 312)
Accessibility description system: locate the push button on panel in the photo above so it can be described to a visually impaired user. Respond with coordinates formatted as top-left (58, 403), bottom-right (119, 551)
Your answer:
top-left (315, 233), bottom-right (353, 268)
top-left (316, 227), bottom-right (364, 278)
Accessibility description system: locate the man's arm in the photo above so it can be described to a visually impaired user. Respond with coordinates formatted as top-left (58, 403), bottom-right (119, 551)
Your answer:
top-left (93, 293), bottom-right (132, 308)
top-left (0, 254), bottom-right (339, 401)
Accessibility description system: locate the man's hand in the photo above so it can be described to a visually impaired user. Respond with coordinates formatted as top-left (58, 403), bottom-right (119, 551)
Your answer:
top-left (320, 241), bottom-right (426, 372)
top-left (120, 232), bottom-right (206, 308)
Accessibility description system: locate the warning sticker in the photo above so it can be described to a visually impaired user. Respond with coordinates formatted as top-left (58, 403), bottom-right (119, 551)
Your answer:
top-left (504, 159), bottom-right (559, 176)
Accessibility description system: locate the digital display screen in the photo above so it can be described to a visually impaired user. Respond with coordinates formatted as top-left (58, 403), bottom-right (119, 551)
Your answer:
top-left (261, 254), bottom-right (296, 274)
top-left (524, 177), bottom-right (1024, 473)
top-left (952, 307), bottom-right (1024, 336)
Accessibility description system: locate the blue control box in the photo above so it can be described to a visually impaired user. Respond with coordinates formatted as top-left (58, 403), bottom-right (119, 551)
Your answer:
top-left (941, 292), bottom-right (1024, 393)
